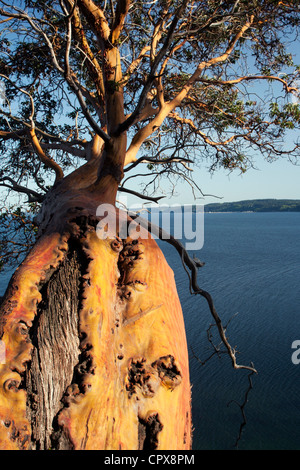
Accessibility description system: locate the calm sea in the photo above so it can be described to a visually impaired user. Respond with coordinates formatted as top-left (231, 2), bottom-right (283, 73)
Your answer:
top-left (157, 212), bottom-right (300, 450)
top-left (0, 212), bottom-right (299, 450)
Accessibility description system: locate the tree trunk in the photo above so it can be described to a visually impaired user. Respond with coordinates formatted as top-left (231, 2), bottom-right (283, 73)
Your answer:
top-left (0, 195), bottom-right (192, 450)
top-left (0, 18), bottom-right (193, 447)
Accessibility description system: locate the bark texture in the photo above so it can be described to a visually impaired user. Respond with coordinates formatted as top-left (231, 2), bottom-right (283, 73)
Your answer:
top-left (0, 209), bottom-right (192, 450)
top-left (26, 248), bottom-right (82, 449)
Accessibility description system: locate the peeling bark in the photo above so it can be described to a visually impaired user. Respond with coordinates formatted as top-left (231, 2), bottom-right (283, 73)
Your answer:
top-left (0, 209), bottom-right (192, 450)
top-left (26, 247), bottom-right (83, 450)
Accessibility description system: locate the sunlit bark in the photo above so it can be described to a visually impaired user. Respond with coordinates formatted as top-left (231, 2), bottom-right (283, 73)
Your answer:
top-left (0, 199), bottom-right (191, 450)
top-left (0, 0), bottom-right (299, 451)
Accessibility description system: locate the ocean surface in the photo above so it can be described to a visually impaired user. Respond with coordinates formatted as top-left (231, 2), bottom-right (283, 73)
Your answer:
top-left (0, 212), bottom-right (300, 450)
top-left (156, 212), bottom-right (300, 450)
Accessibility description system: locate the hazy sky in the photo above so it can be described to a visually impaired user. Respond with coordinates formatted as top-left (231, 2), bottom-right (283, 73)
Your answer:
top-left (174, 156), bottom-right (300, 205)
top-left (122, 155), bottom-right (300, 208)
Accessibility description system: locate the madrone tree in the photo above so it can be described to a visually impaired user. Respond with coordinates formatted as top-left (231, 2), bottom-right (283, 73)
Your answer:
top-left (0, 0), bottom-right (299, 450)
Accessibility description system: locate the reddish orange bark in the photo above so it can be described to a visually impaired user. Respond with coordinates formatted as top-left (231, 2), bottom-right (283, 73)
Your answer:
top-left (0, 233), bottom-right (69, 449)
top-left (0, 208), bottom-right (191, 450)
top-left (0, 1), bottom-right (192, 444)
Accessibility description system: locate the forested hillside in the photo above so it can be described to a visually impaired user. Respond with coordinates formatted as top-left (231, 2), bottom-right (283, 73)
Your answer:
top-left (204, 199), bottom-right (300, 212)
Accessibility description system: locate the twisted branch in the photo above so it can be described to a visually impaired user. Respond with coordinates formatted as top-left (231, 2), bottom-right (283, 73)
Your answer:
top-left (227, 363), bottom-right (256, 449)
top-left (129, 211), bottom-right (257, 374)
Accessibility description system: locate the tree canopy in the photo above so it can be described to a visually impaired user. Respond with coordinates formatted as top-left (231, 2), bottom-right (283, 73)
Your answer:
top-left (0, 0), bottom-right (300, 268)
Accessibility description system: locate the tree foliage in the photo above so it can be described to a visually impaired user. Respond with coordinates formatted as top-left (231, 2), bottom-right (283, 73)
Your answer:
top-left (0, 0), bottom-right (299, 269)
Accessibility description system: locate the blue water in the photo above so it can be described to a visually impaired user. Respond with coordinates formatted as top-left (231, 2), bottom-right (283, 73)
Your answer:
top-left (1, 212), bottom-right (300, 449)
top-left (157, 212), bottom-right (300, 450)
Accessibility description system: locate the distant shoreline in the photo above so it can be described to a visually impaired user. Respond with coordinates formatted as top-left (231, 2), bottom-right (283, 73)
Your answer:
top-left (203, 198), bottom-right (300, 213)
top-left (205, 211), bottom-right (254, 213)
top-left (145, 199), bottom-right (300, 213)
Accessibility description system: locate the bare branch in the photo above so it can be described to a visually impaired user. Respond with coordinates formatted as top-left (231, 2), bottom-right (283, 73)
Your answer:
top-left (0, 73), bottom-right (35, 125)
top-left (0, 176), bottom-right (43, 202)
top-left (1, 3), bottom-right (109, 140)
top-left (124, 154), bottom-right (194, 172)
top-left (40, 142), bottom-right (86, 159)
top-left (65, 73), bottom-right (111, 141)
top-left (118, 186), bottom-right (165, 203)
top-left (0, 74), bottom-right (65, 183)
top-left (29, 129), bottom-right (64, 183)
top-left (197, 74), bottom-right (298, 96)
top-left (0, 6), bottom-right (64, 73)
top-left (68, 0), bottom-right (106, 111)
top-left (168, 111), bottom-right (249, 147)
top-left (121, 45), bottom-right (151, 87)
top-left (61, 0), bottom-right (73, 79)
top-left (128, 211), bottom-right (257, 374)
top-left (227, 364), bottom-right (256, 449)
top-left (0, 129), bottom-right (27, 140)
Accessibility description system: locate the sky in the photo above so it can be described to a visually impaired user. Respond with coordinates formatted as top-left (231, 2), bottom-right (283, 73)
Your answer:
top-left (174, 154), bottom-right (300, 205)
top-left (1, 9), bottom-right (300, 211)
top-left (124, 62), bottom-right (300, 208)
top-left (122, 155), bottom-right (300, 208)
top-left (201, 158), bottom-right (300, 205)
top-left (122, 37), bottom-right (300, 209)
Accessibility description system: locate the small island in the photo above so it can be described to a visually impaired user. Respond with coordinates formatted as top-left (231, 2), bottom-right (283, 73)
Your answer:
top-left (204, 199), bottom-right (300, 213)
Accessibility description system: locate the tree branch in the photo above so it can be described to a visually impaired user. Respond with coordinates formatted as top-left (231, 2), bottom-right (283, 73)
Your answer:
top-left (0, 176), bottom-right (43, 202)
top-left (0, 129), bottom-right (27, 140)
top-left (117, 0), bottom-right (189, 134)
top-left (197, 74), bottom-right (298, 96)
top-left (124, 154), bottom-right (194, 172)
top-left (128, 211), bottom-right (257, 374)
top-left (110, 0), bottom-right (130, 44)
top-left (123, 14), bottom-right (255, 164)
top-left (64, 73), bottom-right (111, 142)
top-left (168, 111), bottom-right (249, 147)
top-left (118, 186), bottom-right (165, 203)
top-left (0, 6), bottom-right (64, 73)
top-left (29, 129), bottom-right (64, 183)
top-left (227, 364), bottom-right (256, 449)
top-left (0, 111), bottom-right (87, 144)
top-left (0, 73), bottom-right (65, 183)
top-left (121, 45), bottom-right (151, 87)
top-left (0, 73), bottom-right (35, 124)
top-left (1, 4), bottom-right (109, 141)
top-left (67, 0), bottom-right (106, 114)
top-left (40, 142), bottom-right (86, 159)
top-left (77, 0), bottom-right (110, 46)
top-left (169, 15), bottom-right (255, 110)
